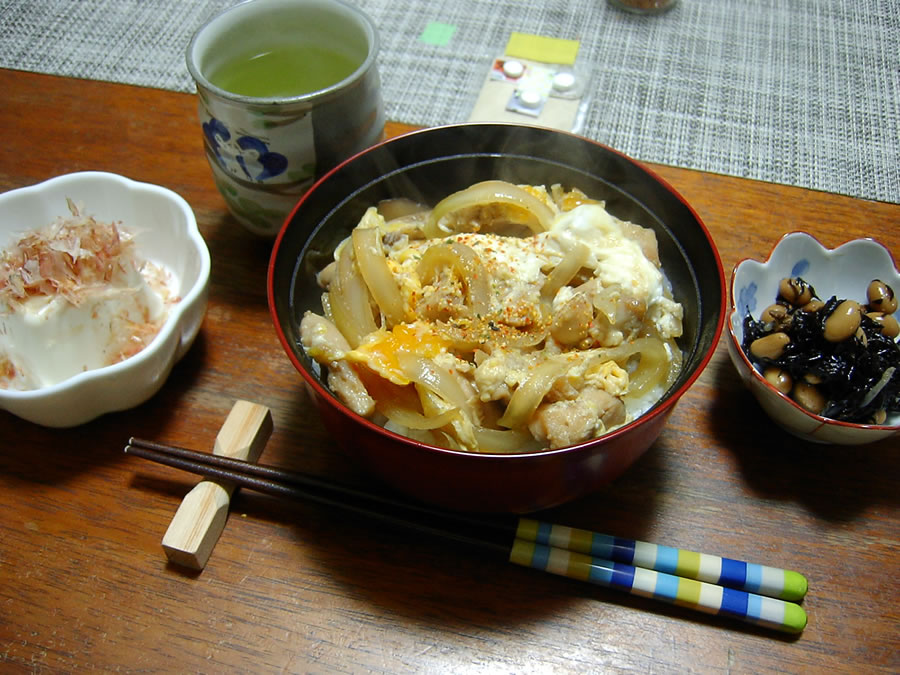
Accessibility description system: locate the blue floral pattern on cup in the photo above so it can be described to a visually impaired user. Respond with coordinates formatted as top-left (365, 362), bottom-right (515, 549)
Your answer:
top-left (203, 117), bottom-right (288, 182)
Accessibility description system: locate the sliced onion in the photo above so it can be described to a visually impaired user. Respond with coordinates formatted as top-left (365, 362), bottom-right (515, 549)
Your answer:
top-left (377, 198), bottom-right (429, 222)
top-left (473, 426), bottom-right (542, 453)
top-left (396, 351), bottom-right (473, 416)
top-left (431, 430), bottom-right (463, 451)
top-left (663, 339), bottom-right (683, 390)
top-left (593, 286), bottom-right (621, 324)
top-left (624, 337), bottom-right (669, 399)
top-left (593, 337), bottom-right (674, 401)
top-left (497, 358), bottom-right (569, 429)
top-left (417, 241), bottom-right (491, 317)
top-left (503, 326), bottom-right (550, 350)
top-left (593, 339), bottom-right (645, 364)
top-left (380, 403), bottom-right (458, 430)
top-left (417, 386), bottom-right (452, 419)
top-left (328, 243), bottom-right (377, 348)
top-left (359, 362), bottom-right (457, 430)
top-left (433, 321), bottom-right (485, 352)
top-left (351, 213), bottom-right (406, 327)
top-left (432, 319), bottom-right (548, 352)
top-left (541, 241), bottom-right (590, 302)
top-left (424, 180), bottom-right (555, 238)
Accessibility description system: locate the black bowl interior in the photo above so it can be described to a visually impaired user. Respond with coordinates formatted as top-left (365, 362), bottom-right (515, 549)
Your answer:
top-left (271, 123), bottom-right (724, 415)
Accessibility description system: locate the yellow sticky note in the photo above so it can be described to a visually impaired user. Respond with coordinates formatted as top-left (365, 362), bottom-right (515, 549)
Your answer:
top-left (504, 32), bottom-right (580, 65)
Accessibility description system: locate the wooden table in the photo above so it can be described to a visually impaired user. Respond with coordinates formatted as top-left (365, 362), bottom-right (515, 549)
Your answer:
top-left (1, 69), bottom-right (897, 673)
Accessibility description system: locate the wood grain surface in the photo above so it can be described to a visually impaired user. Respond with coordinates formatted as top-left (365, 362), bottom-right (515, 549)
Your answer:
top-left (0, 69), bottom-right (897, 673)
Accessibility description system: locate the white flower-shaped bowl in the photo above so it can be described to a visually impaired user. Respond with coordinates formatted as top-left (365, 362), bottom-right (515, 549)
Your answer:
top-left (726, 231), bottom-right (900, 445)
top-left (0, 172), bottom-right (211, 427)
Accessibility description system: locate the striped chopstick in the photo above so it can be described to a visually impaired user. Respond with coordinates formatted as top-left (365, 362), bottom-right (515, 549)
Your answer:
top-left (510, 540), bottom-right (806, 633)
top-left (125, 438), bottom-right (807, 633)
top-left (516, 519), bottom-right (808, 603)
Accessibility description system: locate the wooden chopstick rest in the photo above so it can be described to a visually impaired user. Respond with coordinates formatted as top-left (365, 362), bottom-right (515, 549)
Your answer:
top-left (161, 400), bottom-right (273, 570)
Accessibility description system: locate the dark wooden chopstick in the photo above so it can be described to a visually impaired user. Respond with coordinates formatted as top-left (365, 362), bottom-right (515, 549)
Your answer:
top-left (124, 438), bottom-right (809, 633)
top-left (125, 438), bottom-right (511, 554)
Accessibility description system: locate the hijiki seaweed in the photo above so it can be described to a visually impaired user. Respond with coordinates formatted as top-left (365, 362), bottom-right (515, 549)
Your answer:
top-left (742, 277), bottom-right (899, 424)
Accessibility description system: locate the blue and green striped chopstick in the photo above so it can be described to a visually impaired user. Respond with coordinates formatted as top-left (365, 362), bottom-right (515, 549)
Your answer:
top-left (510, 539), bottom-right (806, 633)
top-left (126, 438), bottom-right (809, 634)
top-left (516, 518), bottom-right (808, 603)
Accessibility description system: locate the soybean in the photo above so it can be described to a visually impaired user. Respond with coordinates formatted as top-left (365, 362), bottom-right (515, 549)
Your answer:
top-left (741, 274), bottom-right (900, 424)
top-left (763, 366), bottom-right (792, 394)
top-left (867, 311), bottom-right (900, 339)
top-left (792, 382), bottom-right (826, 415)
top-left (867, 279), bottom-right (897, 314)
top-left (823, 299), bottom-right (861, 342)
top-left (750, 332), bottom-right (790, 360)
top-left (778, 277), bottom-right (814, 307)
top-left (760, 303), bottom-right (789, 326)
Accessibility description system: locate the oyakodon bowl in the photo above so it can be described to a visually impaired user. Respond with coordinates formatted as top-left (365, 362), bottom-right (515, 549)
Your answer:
top-left (268, 123), bottom-right (725, 513)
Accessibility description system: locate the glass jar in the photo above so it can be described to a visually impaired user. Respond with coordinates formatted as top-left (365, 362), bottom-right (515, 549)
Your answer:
top-left (608, 0), bottom-right (678, 14)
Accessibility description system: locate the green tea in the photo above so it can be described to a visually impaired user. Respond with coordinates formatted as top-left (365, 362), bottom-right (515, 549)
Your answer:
top-left (209, 43), bottom-right (360, 98)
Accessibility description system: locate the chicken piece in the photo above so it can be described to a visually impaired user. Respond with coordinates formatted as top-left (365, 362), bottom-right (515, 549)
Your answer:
top-left (415, 268), bottom-right (468, 322)
top-left (473, 348), bottom-right (542, 403)
top-left (551, 291), bottom-right (593, 345)
top-left (528, 386), bottom-right (626, 448)
top-left (299, 311), bottom-right (375, 417)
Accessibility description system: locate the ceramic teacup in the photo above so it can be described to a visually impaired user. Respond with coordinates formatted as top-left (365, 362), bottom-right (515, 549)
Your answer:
top-left (186, 0), bottom-right (385, 236)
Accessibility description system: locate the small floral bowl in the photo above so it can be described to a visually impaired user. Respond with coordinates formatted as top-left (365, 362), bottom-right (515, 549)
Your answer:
top-left (0, 172), bottom-right (210, 427)
top-left (726, 232), bottom-right (900, 445)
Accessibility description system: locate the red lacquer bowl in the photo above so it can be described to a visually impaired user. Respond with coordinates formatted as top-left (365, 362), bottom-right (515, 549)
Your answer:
top-left (268, 123), bottom-right (725, 513)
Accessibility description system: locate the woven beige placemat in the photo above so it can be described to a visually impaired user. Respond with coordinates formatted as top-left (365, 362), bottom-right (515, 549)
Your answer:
top-left (1, 0), bottom-right (897, 204)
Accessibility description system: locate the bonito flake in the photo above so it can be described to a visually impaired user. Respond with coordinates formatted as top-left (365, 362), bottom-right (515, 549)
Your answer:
top-left (0, 200), bottom-right (177, 390)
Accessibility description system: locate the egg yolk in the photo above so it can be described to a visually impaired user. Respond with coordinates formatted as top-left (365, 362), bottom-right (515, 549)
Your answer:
top-left (345, 321), bottom-right (448, 385)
